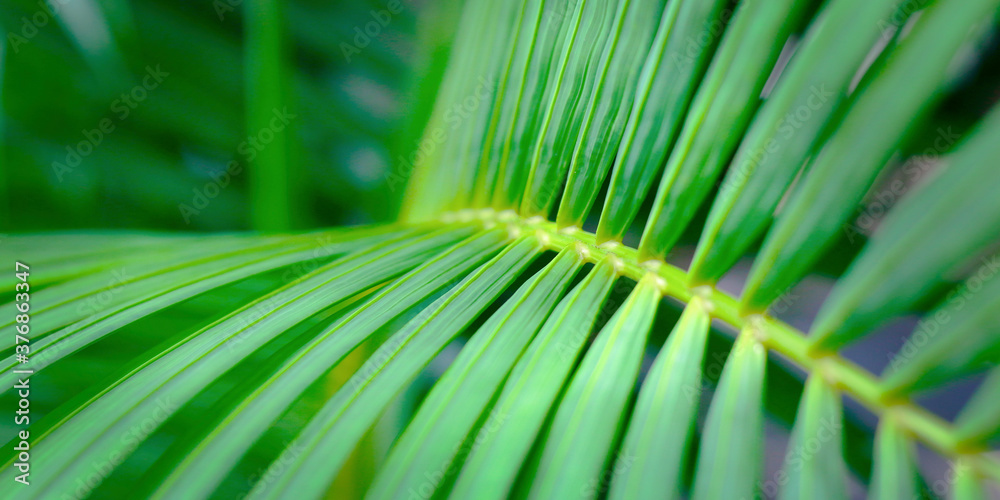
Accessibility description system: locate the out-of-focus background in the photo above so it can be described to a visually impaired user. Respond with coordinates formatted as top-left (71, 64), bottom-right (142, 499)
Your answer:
top-left (0, 0), bottom-right (461, 232)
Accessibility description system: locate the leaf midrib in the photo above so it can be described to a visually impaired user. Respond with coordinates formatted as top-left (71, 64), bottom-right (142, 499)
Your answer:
top-left (439, 207), bottom-right (1000, 483)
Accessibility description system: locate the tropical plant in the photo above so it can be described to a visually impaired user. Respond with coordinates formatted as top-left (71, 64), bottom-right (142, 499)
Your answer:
top-left (3, 0), bottom-right (1000, 498)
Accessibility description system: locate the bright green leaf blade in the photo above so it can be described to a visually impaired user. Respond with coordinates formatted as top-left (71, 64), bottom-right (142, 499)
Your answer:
top-left (741, 0), bottom-right (1000, 311)
top-left (0, 228), bottom-right (401, 347)
top-left (465, 0), bottom-right (538, 208)
top-left (0, 234), bottom-right (278, 335)
top-left (527, 275), bottom-right (660, 500)
top-left (952, 461), bottom-right (988, 500)
top-left (411, 0), bottom-right (519, 215)
top-left (245, 0), bottom-right (293, 231)
top-left (367, 248), bottom-right (582, 500)
top-left (811, 103), bottom-right (1000, 349)
top-left (150, 229), bottom-right (508, 499)
top-left (778, 375), bottom-right (848, 500)
top-left (638, 0), bottom-right (807, 260)
top-left (554, 0), bottom-right (664, 228)
top-left (519, 0), bottom-right (618, 217)
top-left (2, 233), bottom-right (192, 267)
top-left (879, 261), bottom-right (1000, 396)
top-left (608, 298), bottom-right (710, 500)
top-left (454, 2), bottom-right (524, 208)
top-left (1, 233), bottom-right (229, 291)
top-left (449, 259), bottom-right (618, 500)
top-left (0, 239), bottom-right (355, 386)
top-left (688, 0), bottom-right (903, 282)
top-left (258, 237), bottom-right (542, 499)
top-left (869, 418), bottom-right (919, 500)
top-left (481, 0), bottom-right (566, 210)
top-left (6, 228), bottom-right (471, 499)
top-left (594, 0), bottom-right (730, 243)
top-left (691, 327), bottom-right (767, 500)
top-left (954, 366), bottom-right (1000, 445)
top-left (492, 0), bottom-right (597, 212)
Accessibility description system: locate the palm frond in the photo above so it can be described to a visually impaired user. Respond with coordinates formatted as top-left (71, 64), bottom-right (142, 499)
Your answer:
top-left (5, 0), bottom-right (1000, 498)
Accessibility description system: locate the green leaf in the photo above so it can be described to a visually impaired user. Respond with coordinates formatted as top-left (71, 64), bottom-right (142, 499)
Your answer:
top-left (608, 297), bottom-right (710, 499)
top-left (954, 366), bottom-right (1000, 445)
top-left (519, 0), bottom-right (617, 217)
top-left (258, 237), bottom-right (542, 499)
top-left (449, 258), bottom-right (618, 500)
top-left (7, 227), bottom-right (470, 498)
top-left (740, 0), bottom-right (1000, 311)
top-left (779, 374), bottom-right (848, 500)
top-left (687, 0), bottom-right (903, 283)
top-left (870, 417), bottom-right (919, 500)
top-left (461, 0), bottom-right (541, 208)
top-left (400, 0), bottom-right (518, 218)
top-left (1, 234), bottom-right (273, 336)
top-left (811, 103), bottom-right (1000, 349)
top-left (952, 461), bottom-right (988, 500)
top-left (1, 227), bottom-right (401, 351)
top-left (484, 0), bottom-right (576, 210)
top-left (245, 0), bottom-right (294, 230)
top-left (594, 0), bottom-right (730, 243)
top-left (150, 228), bottom-right (509, 498)
top-left (1, 233), bottom-right (226, 290)
top-left (528, 274), bottom-right (661, 499)
top-left (638, 0), bottom-right (808, 260)
top-left (691, 327), bottom-right (767, 500)
top-left (0, 238), bottom-right (361, 386)
top-left (366, 248), bottom-right (582, 499)
top-left (554, 0), bottom-right (664, 228)
top-left (879, 261), bottom-right (1000, 396)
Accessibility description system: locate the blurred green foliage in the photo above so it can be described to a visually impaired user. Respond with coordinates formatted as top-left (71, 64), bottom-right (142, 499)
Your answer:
top-left (1, 0), bottom-right (461, 232)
